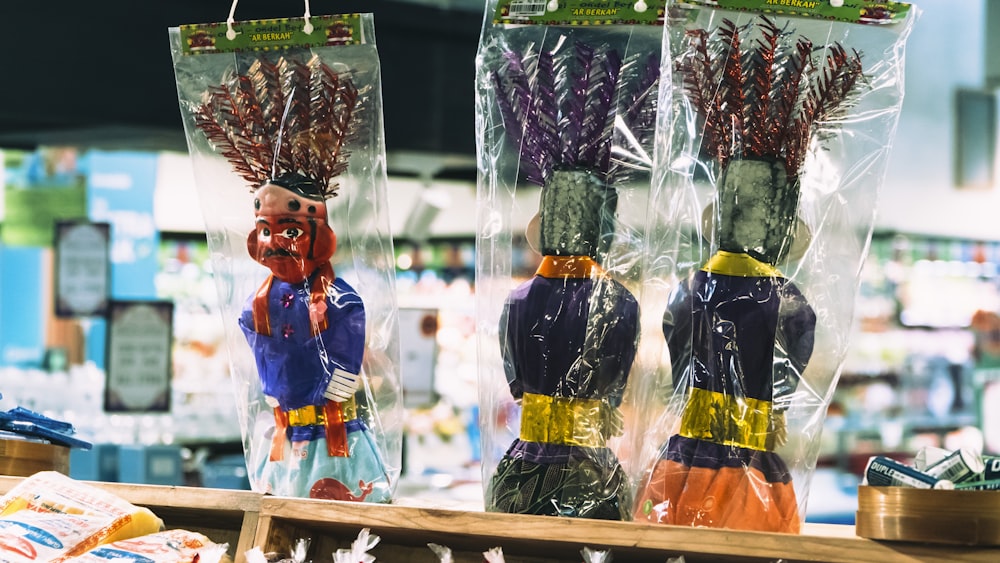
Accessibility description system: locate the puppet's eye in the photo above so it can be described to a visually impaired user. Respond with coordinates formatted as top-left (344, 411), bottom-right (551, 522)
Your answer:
top-left (261, 227), bottom-right (271, 237)
top-left (281, 227), bottom-right (303, 238)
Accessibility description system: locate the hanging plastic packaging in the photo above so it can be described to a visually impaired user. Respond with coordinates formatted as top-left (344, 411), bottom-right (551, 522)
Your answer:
top-left (475, 1), bottom-right (666, 520)
top-left (631, 0), bottom-right (918, 532)
top-left (169, 11), bottom-right (401, 502)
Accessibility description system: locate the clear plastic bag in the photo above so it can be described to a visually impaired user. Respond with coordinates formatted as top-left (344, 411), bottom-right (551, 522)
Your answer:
top-left (631, 1), bottom-right (918, 532)
top-left (168, 13), bottom-right (401, 502)
top-left (475, 1), bottom-right (665, 520)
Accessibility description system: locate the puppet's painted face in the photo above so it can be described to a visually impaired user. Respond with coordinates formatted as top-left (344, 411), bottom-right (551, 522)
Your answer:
top-left (247, 183), bottom-right (336, 283)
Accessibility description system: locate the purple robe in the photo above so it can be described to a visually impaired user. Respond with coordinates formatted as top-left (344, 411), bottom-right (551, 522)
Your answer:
top-left (239, 274), bottom-right (365, 443)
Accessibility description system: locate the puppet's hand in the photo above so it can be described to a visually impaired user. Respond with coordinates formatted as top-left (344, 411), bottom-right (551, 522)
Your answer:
top-left (263, 395), bottom-right (280, 409)
top-left (770, 412), bottom-right (788, 449)
top-left (602, 405), bottom-right (624, 439)
top-left (309, 299), bottom-right (329, 327)
top-left (324, 368), bottom-right (361, 402)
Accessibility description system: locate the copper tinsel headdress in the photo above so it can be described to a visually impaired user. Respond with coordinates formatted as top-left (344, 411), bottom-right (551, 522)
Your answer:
top-left (680, 17), bottom-right (865, 178)
top-left (193, 54), bottom-right (361, 198)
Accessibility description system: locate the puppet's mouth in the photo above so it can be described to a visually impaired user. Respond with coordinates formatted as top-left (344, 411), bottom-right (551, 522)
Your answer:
top-left (262, 248), bottom-right (297, 259)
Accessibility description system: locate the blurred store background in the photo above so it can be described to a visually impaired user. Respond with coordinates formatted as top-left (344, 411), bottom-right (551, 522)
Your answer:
top-left (1, 0), bottom-right (1000, 523)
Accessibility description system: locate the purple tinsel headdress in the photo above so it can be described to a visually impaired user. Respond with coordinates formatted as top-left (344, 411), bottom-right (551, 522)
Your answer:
top-left (492, 40), bottom-right (659, 187)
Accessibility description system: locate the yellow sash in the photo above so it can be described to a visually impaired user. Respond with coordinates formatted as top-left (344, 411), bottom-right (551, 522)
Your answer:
top-left (519, 392), bottom-right (607, 448)
top-left (678, 387), bottom-right (776, 451)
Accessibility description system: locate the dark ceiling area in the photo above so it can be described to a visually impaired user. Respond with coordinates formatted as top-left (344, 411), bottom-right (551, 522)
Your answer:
top-left (0, 1), bottom-right (484, 160)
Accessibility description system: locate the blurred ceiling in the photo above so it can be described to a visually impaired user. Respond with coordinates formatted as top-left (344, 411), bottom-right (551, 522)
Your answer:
top-left (0, 1), bottom-right (484, 177)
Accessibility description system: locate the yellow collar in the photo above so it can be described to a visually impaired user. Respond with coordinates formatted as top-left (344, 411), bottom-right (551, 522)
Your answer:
top-left (701, 251), bottom-right (782, 278)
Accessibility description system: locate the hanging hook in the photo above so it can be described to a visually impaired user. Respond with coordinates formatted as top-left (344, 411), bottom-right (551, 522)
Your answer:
top-left (303, 0), bottom-right (314, 34)
top-left (226, 0), bottom-right (314, 39)
top-left (226, 0), bottom-right (239, 40)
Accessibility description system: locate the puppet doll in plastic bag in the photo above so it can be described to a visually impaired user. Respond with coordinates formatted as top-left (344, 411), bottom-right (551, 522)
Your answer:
top-left (634, 4), bottom-right (916, 532)
top-left (170, 16), bottom-right (398, 501)
top-left (481, 34), bottom-right (659, 520)
top-left (196, 57), bottom-right (389, 501)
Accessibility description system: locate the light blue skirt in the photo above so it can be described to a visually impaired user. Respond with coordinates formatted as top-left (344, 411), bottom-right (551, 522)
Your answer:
top-left (250, 417), bottom-right (391, 502)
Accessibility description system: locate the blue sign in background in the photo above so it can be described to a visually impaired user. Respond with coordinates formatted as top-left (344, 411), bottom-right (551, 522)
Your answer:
top-left (0, 246), bottom-right (45, 366)
top-left (84, 151), bottom-right (161, 368)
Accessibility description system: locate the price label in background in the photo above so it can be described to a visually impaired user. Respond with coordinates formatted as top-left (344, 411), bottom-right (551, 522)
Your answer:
top-left (104, 300), bottom-right (174, 413)
top-left (54, 221), bottom-right (110, 317)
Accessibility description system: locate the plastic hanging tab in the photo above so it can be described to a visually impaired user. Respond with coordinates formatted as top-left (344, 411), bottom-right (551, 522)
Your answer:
top-left (303, 0), bottom-right (314, 34)
top-left (226, 0), bottom-right (239, 40)
top-left (226, 1), bottom-right (313, 39)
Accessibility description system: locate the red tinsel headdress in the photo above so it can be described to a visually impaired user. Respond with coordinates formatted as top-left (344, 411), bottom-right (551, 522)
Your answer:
top-left (680, 16), bottom-right (865, 178)
top-left (193, 54), bottom-right (361, 198)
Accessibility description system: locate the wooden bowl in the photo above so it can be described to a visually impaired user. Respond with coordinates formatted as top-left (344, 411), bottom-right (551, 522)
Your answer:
top-left (856, 485), bottom-right (1000, 545)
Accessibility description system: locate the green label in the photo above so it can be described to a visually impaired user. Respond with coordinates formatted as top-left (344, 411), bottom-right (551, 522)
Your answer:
top-left (677, 0), bottom-right (912, 25)
top-left (954, 479), bottom-right (1000, 491)
top-left (493, 0), bottom-right (666, 26)
top-left (179, 14), bottom-right (365, 55)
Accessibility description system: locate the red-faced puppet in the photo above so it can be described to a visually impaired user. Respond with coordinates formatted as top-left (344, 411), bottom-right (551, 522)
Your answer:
top-left (247, 173), bottom-right (339, 329)
top-left (249, 173), bottom-right (336, 283)
top-left (193, 56), bottom-right (392, 502)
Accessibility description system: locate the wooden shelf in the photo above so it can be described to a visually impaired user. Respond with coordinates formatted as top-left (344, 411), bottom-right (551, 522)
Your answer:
top-left (0, 476), bottom-right (261, 561)
top-left (2, 476), bottom-right (998, 562)
top-left (254, 497), bottom-right (999, 562)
